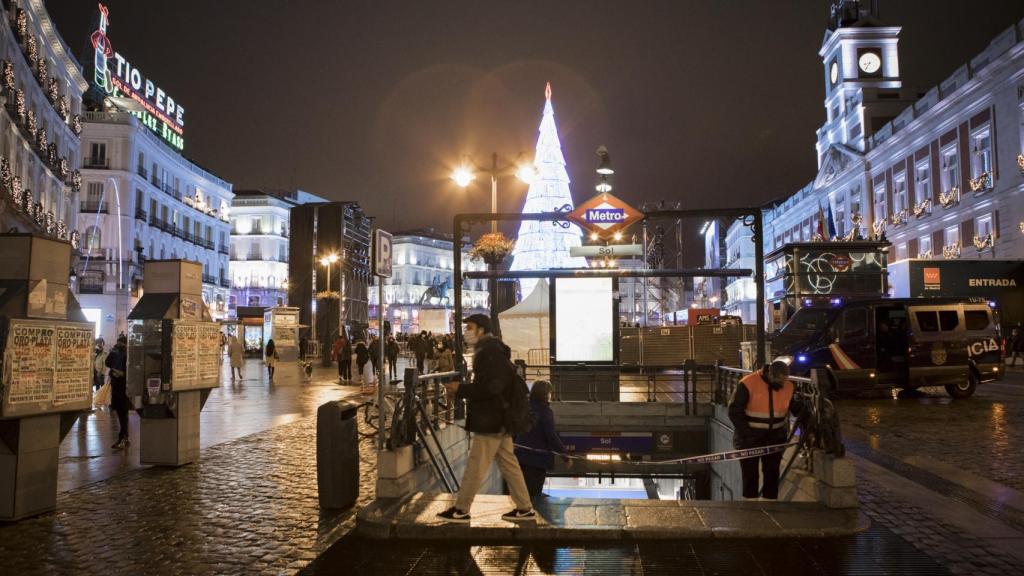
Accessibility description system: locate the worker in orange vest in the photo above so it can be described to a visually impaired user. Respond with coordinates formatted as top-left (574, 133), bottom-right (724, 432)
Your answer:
top-left (728, 360), bottom-right (803, 499)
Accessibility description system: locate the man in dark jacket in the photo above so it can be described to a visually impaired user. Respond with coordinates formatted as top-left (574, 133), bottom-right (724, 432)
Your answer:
top-left (438, 314), bottom-right (534, 523)
top-left (106, 335), bottom-right (130, 450)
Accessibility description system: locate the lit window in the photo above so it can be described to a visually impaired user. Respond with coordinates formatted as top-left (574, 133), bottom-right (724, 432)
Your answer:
top-left (919, 235), bottom-right (932, 257)
top-left (873, 182), bottom-right (886, 219)
top-left (944, 226), bottom-right (960, 247)
top-left (941, 146), bottom-right (959, 192)
top-left (975, 213), bottom-right (993, 239)
top-left (893, 172), bottom-right (907, 213)
top-left (915, 161), bottom-right (930, 206)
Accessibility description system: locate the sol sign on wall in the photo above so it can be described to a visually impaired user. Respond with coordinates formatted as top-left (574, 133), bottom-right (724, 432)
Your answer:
top-left (91, 3), bottom-right (185, 151)
top-left (567, 192), bottom-right (644, 239)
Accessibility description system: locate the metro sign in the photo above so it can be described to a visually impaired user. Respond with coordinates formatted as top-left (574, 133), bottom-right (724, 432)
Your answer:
top-left (568, 192), bottom-right (644, 239)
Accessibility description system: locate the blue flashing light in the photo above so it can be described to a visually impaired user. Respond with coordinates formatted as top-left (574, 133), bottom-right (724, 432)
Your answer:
top-left (797, 355), bottom-right (808, 363)
top-left (803, 298), bottom-right (813, 306)
top-left (989, 301), bottom-right (998, 308)
top-left (830, 297), bottom-right (843, 306)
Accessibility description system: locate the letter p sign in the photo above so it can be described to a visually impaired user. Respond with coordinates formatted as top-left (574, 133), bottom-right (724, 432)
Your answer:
top-left (374, 229), bottom-right (393, 278)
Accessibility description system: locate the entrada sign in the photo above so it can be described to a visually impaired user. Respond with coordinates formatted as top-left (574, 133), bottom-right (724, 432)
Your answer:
top-left (92, 3), bottom-right (185, 151)
top-left (568, 192), bottom-right (644, 239)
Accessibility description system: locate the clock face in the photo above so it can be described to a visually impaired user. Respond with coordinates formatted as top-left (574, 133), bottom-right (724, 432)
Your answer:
top-left (858, 52), bottom-right (881, 74)
top-left (830, 61), bottom-right (839, 84)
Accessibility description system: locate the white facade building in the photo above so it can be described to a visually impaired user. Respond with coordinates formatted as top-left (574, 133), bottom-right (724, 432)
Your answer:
top-left (75, 110), bottom-right (233, 343)
top-left (369, 229), bottom-right (488, 334)
top-left (0, 0), bottom-right (87, 244)
top-left (717, 4), bottom-right (1024, 326)
top-left (721, 221), bottom-right (757, 322)
top-left (228, 188), bottom-right (326, 313)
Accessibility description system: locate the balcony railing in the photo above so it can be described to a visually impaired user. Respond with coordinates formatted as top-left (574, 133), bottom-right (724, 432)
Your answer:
top-left (79, 282), bottom-right (104, 295)
top-left (135, 208), bottom-right (147, 221)
top-left (79, 201), bottom-right (108, 214)
top-left (220, 278), bottom-right (231, 288)
top-left (202, 274), bottom-right (217, 285)
top-left (218, 244), bottom-right (229, 255)
top-left (136, 166), bottom-right (147, 179)
top-left (84, 157), bottom-right (109, 169)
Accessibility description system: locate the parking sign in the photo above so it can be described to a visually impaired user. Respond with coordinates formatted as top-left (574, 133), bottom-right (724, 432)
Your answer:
top-left (374, 229), bottom-right (393, 278)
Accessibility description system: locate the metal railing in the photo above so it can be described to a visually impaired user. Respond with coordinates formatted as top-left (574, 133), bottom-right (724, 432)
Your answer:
top-left (79, 201), bottom-right (107, 213)
top-left (83, 157), bottom-right (109, 169)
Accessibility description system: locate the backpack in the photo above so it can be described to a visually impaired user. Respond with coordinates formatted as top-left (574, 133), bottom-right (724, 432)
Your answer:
top-left (502, 360), bottom-right (534, 435)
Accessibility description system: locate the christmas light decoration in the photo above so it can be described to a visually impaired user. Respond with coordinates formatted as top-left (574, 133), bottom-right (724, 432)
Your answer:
top-left (70, 229), bottom-right (80, 250)
top-left (47, 143), bottom-right (57, 166)
top-left (973, 233), bottom-right (994, 252)
top-left (45, 211), bottom-right (55, 235)
top-left (16, 10), bottom-right (27, 40)
top-left (11, 176), bottom-right (22, 207)
top-left (1, 60), bottom-right (13, 91)
top-left (57, 220), bottom-right (67, 240)
top-left (25, 109), bottom-right (36, 141)
top-left (15, 89), bottom-right (25, 124)
top-left (71, 170), bottom-right (82, 193)
top-left (508, 83), bottom-right (586, 296)
top-left (25, 35), bottom-right (37, 64)
top-left (72, 114), bottom-right (82, 136)
top-left (969, 172), bottom-right (991, 192)
top-left (58, 96), bottom-right (69, 121)
top-left (46, 78), bottom-right (58, 104)
top-left (36, 57), bottom-right (47, 88)
top-left (36, 126), bottom-right (46, 152)
top-left (939, 187), bottom-right (959, 208)
top-left (1, 158), bottom-right (10, 191)
top-left (58, 157), bottom-right (68, 179)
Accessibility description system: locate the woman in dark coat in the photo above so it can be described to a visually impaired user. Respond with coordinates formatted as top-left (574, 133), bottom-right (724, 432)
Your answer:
top-left (354, 340), bottom-right (370, 383)
top-left (106, 336), bottom-right (130, 450)
top-left (514, 380), bottom-right (568, 499)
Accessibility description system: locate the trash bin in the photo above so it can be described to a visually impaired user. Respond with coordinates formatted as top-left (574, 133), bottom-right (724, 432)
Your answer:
top-left (317, 400), bottom-right (361, 509)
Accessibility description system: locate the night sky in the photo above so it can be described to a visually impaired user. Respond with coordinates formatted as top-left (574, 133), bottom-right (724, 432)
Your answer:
top-left (51, 1), bottom-right (1024, 238)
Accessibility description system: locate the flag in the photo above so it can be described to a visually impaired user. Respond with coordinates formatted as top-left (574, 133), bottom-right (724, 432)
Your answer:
top-left (826, 201), bottom-right (838, 240)
top-left (816, 203), bottom-right (828, 241)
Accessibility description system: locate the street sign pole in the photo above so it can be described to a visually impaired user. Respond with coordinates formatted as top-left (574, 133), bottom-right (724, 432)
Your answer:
top-left (373, 229), bottom-right (393, 451)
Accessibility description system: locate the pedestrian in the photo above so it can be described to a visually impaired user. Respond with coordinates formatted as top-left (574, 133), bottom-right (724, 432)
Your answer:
top-left (340, 336), bottom-right (353, 381)
top-left (228, 334), bottom-right (244, 379)
top-left (1009, 327), bottom-right (1024, 367)
top-left (386, 336), bottom-right (400, 380)
top-left (93, 341), bottom-right (108, 391)
top-left (265, 338), bottom-right (279, 380)
top-left (355, 340), bottom-right (370, 384)
top-left (369, 336), bottom-right (380, 375)
top-left (436, 342), bottom-right (454, 373)
top-left (332, 335), bottom-right (346, 380)
top-left (727, 360), bottom-right (803, 500)
top-left (413, 331), bottom-right (427, 373)
top-left (106, 336), bottom-right (130, 450)
top-left (438, 314), bottom-right (534, 523)
top-left (514, 380), bottom-right (568, 500)
top-left (299, 335), bottom-right (308, 361)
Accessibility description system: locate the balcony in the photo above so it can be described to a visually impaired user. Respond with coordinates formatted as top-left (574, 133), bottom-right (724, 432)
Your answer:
top-left (84, 157), bottom-right (109, 169)
top-left (202, 274), bottom-right (217, 285)
top-left (135, 208), bottom-right (147, 221)
top-left (218, 244), bottom-right (229, 255)
top-left (136, 166), bottom-right (147, 179)
top-left (79, 201), bottom-right (108, 214)
top-left (78, 282), bottom-right (104, 295)
top-left (220, 278), bottom-right (231, 289)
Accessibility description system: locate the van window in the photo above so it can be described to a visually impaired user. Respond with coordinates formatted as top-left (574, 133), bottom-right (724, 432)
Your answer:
top-left (939, 310), bottom-right (959, 331)
top-left (964, 310), bottom-right (990, 330)
top-left (842, 308), bottom-right (868, 341)
top-left (916, 311), bottom-right (939, 332)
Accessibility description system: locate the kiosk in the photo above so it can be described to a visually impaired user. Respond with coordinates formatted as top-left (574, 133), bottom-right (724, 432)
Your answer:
top-left (127, 260), bottom-right (220, 466)
top-left (0, 235), bottom-right (93, 519)
top-left (263, 306), bottom-right (300, 361)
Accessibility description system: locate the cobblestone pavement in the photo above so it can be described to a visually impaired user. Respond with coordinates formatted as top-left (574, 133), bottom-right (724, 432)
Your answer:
top-left (0, 392), bottom-right (379, 575)
top-left (839, 371), bottom-right (1024, 491)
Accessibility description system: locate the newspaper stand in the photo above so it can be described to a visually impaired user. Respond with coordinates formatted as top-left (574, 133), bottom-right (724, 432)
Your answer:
top-left (127, 260), bottom-right (220, 466)
top-left (0, 235), bottom-right (93, 520)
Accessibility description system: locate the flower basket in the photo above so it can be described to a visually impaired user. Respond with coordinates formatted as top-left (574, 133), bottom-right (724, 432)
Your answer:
top-left (469, 233), bottom-right (515, 266)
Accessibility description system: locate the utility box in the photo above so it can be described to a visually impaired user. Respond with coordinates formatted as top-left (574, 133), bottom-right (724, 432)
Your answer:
top-left (316, 400), bottom-right (360, 509)
top-left (127, 260), bottom-right (221, 467)
top-left (0, 234), bottom-right (92, 520)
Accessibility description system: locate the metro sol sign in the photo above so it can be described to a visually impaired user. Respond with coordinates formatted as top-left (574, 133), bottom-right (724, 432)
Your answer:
top-left (568, 192), bottom-right (644, 239)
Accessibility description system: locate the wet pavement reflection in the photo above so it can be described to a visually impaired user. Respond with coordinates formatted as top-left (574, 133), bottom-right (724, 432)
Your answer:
top-left (57, 357), bottom-right (388, 492)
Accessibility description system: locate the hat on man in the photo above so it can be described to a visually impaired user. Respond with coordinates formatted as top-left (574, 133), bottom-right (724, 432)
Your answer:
top-left (462, 313), bottom-right (492, 334)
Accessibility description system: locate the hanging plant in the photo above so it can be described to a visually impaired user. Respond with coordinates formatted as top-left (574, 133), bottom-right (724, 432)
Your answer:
top-left (469, 232), bottom-right (515, 265)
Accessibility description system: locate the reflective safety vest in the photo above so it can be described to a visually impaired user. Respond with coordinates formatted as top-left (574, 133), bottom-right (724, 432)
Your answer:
top-left (739, 371), bottom-right (794, 431)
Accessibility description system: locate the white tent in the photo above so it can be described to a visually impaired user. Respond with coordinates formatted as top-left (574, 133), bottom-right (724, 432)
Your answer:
top-left (499, 279), bottom-right (549, 363)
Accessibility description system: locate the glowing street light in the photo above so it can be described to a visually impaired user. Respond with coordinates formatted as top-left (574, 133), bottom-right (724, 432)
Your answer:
top-left (319, 252), bottom-right (340, 294)
top-left (451, 152), bottom-right (531, 233)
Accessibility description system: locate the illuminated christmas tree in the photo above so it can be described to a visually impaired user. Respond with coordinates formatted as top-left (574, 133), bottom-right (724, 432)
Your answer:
top-left (509, 83), bottom-right (586, 297)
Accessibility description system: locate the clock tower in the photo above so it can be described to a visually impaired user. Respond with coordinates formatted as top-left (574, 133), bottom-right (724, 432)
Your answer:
top-left (816, 0), bottom-right (903, 165)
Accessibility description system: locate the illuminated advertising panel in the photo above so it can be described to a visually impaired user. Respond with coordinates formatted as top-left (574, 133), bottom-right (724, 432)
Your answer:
top-left (91, 3), bottom-right (185, 150)
top-left (553, 277), bottom-right (614, 362)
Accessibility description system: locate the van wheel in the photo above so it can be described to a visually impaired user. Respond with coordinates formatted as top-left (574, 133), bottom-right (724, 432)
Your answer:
top-left (945, 372), bottom-right (978, 399)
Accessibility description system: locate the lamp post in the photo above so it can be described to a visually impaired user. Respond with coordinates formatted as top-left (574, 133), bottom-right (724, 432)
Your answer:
top-left (451, 152), bottom-right (535, 234)
top-left (318, 253), bottom-right (339, 365)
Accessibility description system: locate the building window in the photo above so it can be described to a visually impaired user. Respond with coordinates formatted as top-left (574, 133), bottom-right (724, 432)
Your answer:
top-left (84, 225), bottom-right (101, 252)
top-left (873, 182), bottom-right (886, 220)
top-left (248, 295), bottom-right (261, 306)
top-left (89, 142), bottom-right (106, 164)
top-left (919, 235), bottom-right (932, 258)
top-left (833, 194), bottom-right (846, 237)
top-left (915, 161), bottom-right (930, 206)
top-left (86, 182), bottom-right (103, 204)
top-left (941, 146), bottom-right (959, 192)
top-left (970, 127), bottom-right (993, 190)
top-left (893, 172), bottom-right (907, 214)
top-left (975, 213), bottom-right (994, 239)
top-left (944, 226), bottom-right (960, 247)
top-left (895, 242), bottom-right (907, 261)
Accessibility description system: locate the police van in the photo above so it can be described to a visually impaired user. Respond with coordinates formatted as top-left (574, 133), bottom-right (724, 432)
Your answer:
top-left (770, 298), bottom-right (1002, 399)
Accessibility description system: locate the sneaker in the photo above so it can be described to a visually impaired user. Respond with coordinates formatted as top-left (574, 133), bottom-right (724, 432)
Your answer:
top-left (111, 438), bottom-right (127, 451)
top-left (501, 508), bottom-right (536, 522)
top-left (436, 506), bottom-right (471, 523)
